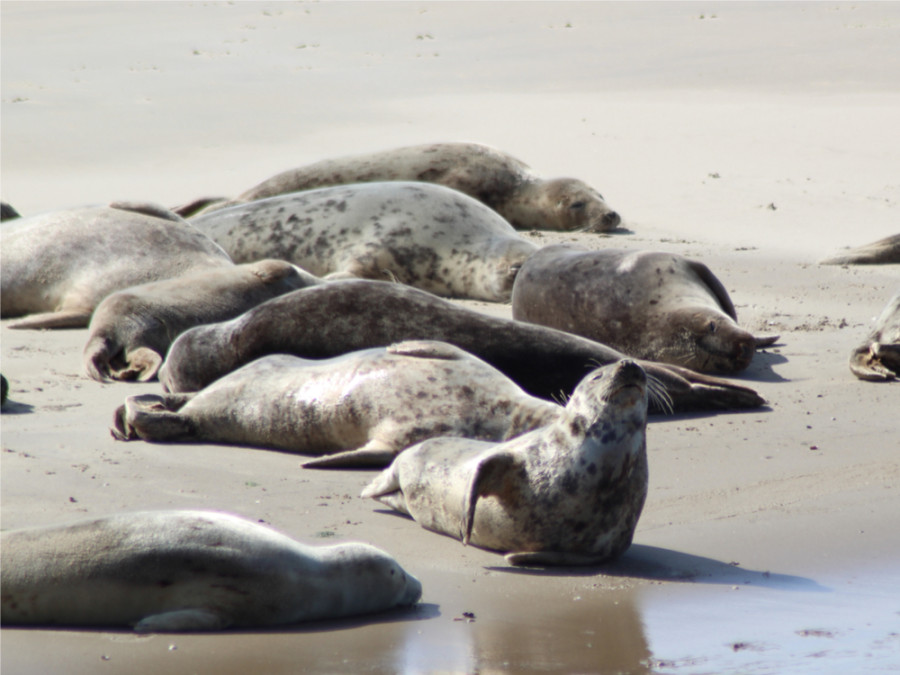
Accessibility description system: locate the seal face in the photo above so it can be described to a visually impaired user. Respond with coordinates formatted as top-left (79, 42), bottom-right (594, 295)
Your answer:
top-left (83, 259), bottom-right (320, 382)
top-left (512, 245), bottom-right (778, 374)
top-left (361, 359), bottom-right (650, 566)
top-left (0, 202), bottom-right (233, 329)
top-left (179, 142), bottom-right (621, 232)
top-left (113, 341), bottom-right (561, 469)
top-left (0, 510), bottom-right (421, 631)
top-left (849, 289), bottom-right (900, 381)
top-left (820, 234), bottom-right (900, 265)
top-left (158, 279), bottom-right (765, 412)
top-left (187, 181), bottom-right (537, 302)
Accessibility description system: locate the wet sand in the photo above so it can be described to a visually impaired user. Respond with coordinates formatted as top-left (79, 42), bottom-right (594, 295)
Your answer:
top-left (2, 2), bottom-right (899, 673)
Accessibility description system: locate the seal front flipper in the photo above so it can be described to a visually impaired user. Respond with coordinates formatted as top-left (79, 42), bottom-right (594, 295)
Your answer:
top-left (687, 260), bottom-right (737, 320)
top-left (462, 450), bottom-right (521, 545)
top-left (303, 439), bottom-right (398, 469)
top-left (639, 362), bottom-right (765, 411)
top-left (111, 393), bottom-right (197, 441)
top-left (134, 608), bottom-right (229, 633)
top-left (505, 550), bottom-right (608, 567)
top-left (387, 340), bottom-right (467, 361)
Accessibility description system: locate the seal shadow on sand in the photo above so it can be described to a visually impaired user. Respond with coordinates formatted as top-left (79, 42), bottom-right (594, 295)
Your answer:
top-left (737, 346), bottom-right (789, 383)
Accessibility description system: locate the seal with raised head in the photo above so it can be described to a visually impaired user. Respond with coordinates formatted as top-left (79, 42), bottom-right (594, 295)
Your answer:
top-left (849, 289), bottom-right (900, 381)
top-left (178, 142), bottom-right (621, 232)
top-left (187, 181), bottom-right (538, 302)
top-left (113, 341), bottom-right (561, 468)
top-left (0, 202), bottom-right (233, 329)
top-left (362, 359), bottom-right (650, 566)
top-left (512, 245), bottom-right (778, 374)
top-left (83, 259), bottom-right (320, 383)
top-left (159, 279), bottom-right (764, 412)
top-left (0, 510), bottom-right (422, 631)
top-left (820, 234), bottom-right (900, 265)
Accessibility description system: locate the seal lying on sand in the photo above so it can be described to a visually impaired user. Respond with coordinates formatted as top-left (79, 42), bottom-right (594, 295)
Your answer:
top-left (0, 510), bottom-right (422, 631)
top-left (820, 234), bottom-right (900, 265)
top-left (83, 259), bottom-right (319, 382)
top-left (177, 142), bottom-right (621, 232)
top-left (0, 202), bottom-right (232, 329)
top-left (511, 245), bottom-right (778, 374)
top-left (113, 341), bottom-right (561, 468)
top-left (187, 182), bottom-right (538, 302)
top-left (159, 279), bottom-right (764, 412)
top-left (362, 359), bottom-right (650, 566)
top-left (849, 289), bottom-right (900, 381)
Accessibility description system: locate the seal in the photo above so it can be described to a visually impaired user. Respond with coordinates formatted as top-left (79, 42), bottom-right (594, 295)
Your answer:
top-left (158, 279), bottom-right (765, 412)
top-left (83, 259), bottom-right (320, 382)
top-left (0, 201), bottom-right (233, 329)
top-left (820, 234), bottom-right (900, 265)
top-left (187, 181), bottom-right (538, 302)
top-left (113, 341), bottom-right (561, 468)
top-left (0, 374), bottom-right (8, 408)
top-left (511, 245), bottom-right (778, 374)
top-left (362, 359), bottom-right (650, 566)
top-left (849, 289), bottom-right (900, 381)
top-left (0, 510), bottom-right (422, 631)
top-left (177, 142), bottom-right (622, 232)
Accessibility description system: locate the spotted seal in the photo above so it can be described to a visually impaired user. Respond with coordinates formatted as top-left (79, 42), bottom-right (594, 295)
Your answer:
top-left (159, 279), bottom-right (764, 412)
top-left (362, 359), bottom-right (650, 566)
top-left (113, 341), bottom-right (561, 468)
top-left (820, 234), bottom-right (900, 265)
top-left (177, 142), bottom-right (621, 232)
top-left (83, 259), bottom-right (319, 382)
top-left (0, 202), bottom-right (232, 329)
top-left (512, 245), bottom-right (778, 374)
top-left (187, 181), bottom-right (538, 302)
top-left (0, 510), bottom-right (422, 631)
top-left (849, 289), bottom-right (900, 381)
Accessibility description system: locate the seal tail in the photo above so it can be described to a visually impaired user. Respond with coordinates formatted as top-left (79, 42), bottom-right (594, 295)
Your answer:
top-left (84, 336), bottom-right (164, 383)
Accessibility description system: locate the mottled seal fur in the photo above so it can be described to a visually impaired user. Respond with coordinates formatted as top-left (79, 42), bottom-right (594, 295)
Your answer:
top-left (849, 289), bottom-right (900, 381)
top-left (83, 259), bottom-right (319, 383)
top-left (0, 510), bottom-right (422, 631)
top-left (187, 181), bottom-right (538, 302)
top-left (820, 234), bottom-right (900, 265)
top-left (362, 359), bottom-right (650, 566)
top-left (114, 341), bottom-right (561, 468)
top-left (512, 245), bottom-right (778, 374)
top-left (178, 142), bottom-right (621, 232)
top-left (0, 202), bottom-right (232, 329)
top-left (159, 279), bottom-right (764, 412)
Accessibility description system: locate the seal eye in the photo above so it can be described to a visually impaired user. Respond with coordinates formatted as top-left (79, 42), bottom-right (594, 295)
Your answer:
top-left (570, 201), bottom-right (586, 210)
top-left (708, 321), bottom-right (717, 334)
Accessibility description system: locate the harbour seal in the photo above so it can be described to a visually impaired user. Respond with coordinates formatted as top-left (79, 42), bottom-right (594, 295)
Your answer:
top-left (177, 142), bottom-right (622, 232)
top-left (187, 181), bottom-right (538, 302)
top-left (512, 245), bottom-right (778, 374)
top-left (849, 289), bottom-right (900, 381)
top-left (0, 510), bottom-right (422, 631)
top-left (362, 359), bottom-right (650, 566)
top-left (113, 341), bottom-right (561, 468)
top-left (83, 259), bottom-right (320, 382)
top-left (158, 279), bottom-right (765, 412)
top-left (0, 202), bottom-right (232, 329)
top-left (820, 234), bottom-right (900, 265)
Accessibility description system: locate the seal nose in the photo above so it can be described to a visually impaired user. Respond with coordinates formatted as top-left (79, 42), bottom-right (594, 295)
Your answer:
top-left (615, 358), bottom-right (645, 381)
top-left (602, 211), bottom-right (621, 229)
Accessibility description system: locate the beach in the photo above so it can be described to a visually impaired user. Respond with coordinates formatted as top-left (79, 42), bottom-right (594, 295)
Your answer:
top-left (2, 2), bottom-right (899, 673)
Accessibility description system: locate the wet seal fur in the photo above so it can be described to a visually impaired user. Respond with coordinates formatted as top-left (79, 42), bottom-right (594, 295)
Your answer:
top-left (512, 245), bottom-right (778, 374)
top-left (159, 279), bottom-right (764, 412)
top-left (820, 234), bottom-right (900, 265)
top-left (849, 289), bottom-right (900, 381)
top-left (0, 202), bottom-right (232, 329)
top-left (187, 181), bottom-right (538, 302)
top-left (0, 510), bottom-right (422, 631)
top-left (362, 359), bottom-right (650, 566)
top-left (84, 259), bottom-right (320, 382)
top-left (113, 341), bottom-right (561, 468)
top-left (178, 142), bottom-right (621, 232)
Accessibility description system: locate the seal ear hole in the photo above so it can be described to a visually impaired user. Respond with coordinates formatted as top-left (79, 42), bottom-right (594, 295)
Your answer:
top-left (708, 321), bottom-right (717, 334)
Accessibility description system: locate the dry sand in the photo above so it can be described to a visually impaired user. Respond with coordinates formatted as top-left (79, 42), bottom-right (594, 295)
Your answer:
top-left (2, 2), bottom-right (899, 673)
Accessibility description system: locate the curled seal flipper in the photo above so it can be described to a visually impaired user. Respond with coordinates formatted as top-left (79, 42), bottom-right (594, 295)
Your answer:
top-left (111, 393), bottom-right (196, 442)
top-left (462, 450), bottom-right (520, 545)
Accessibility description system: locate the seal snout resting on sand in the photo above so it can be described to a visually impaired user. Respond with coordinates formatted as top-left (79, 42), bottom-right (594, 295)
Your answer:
top-left (0, 510), bottom-right (421, 631)
top-left (362, 359), bottom-right (651, 566)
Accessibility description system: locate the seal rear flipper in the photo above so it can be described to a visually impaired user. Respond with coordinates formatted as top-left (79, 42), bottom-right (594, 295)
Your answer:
top-left (640, 362), bottom-right (765, 411)
top-left (849, 344), bottom-right (898, 381)
top-left (303, 440), bottom-right (398, 469)
top-left (387, 340), bottom-right (466, 361)
top-left (170, 196), bottom-right (230, 218)
top-left (505, 550), bottom-right (608, 567)
top-left (7, 309), bottom-right (92, 330)
top-left (462, 450), bottom-right (521, 545)
top-left (109, 201), bottom-right (184, 223)
top-left (134, 608), bottom-right (230, 633)
top-left (111, 393), bottom-right (197, 441)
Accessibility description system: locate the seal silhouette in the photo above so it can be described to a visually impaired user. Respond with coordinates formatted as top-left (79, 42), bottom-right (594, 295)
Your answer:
top-left (512, 245), bottom-right (778, 374)
top-left (187, 181), bottom-right (538, 302)
top-left (0, 202), bottom-right (232, 329)
top-left (178, 142), bottom-right (621, 232)
top-left (0, 510), bottom-right (422, 631)
top-left (83, 259), bottom-right (319, 382)
top-left (362, 359), bottom-right (650, 566)
top-left (113, 341), bottom-right (561, 468)
top-left (158, 280), bottom-right (764, 412)
top-left (849, 289), bottom-right (900, 381)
